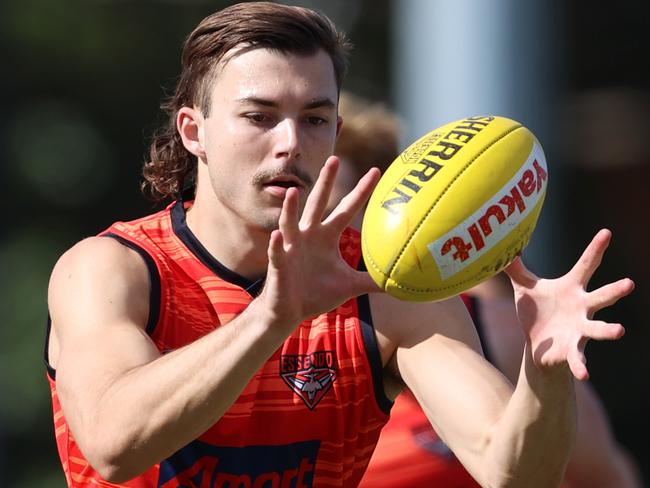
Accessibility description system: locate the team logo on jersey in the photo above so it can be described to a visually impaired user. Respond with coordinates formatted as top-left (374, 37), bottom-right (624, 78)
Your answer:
top-left (280, 351), bottom-right (337, 410)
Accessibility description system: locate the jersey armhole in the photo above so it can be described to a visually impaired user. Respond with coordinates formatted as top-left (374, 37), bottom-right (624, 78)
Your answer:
top-left (357, 259), bottom-right (393, 415)
top-left (103, 233), bottom-right (161, 336)
top-left (462, 295), bottom-right (492, 365)
top-left (44, 315), bottom-right (56, 380)
top-left (43, 234), bottom-right (163, 380)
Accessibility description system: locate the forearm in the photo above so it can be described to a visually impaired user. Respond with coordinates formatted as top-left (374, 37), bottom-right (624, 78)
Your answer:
top-left (483, 343), bottom-right (576, 488)
top-left (62, 298), bottom-right (290, 482)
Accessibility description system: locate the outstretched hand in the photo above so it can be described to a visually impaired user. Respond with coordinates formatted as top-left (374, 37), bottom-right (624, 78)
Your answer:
top-left (261, 156), bottom-right (381, 330)
top-left (504, 229), bottom-right (634, 381)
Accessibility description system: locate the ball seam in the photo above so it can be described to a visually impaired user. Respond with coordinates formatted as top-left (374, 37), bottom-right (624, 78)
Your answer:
top-left (387, 124), bottom-right (523, 292)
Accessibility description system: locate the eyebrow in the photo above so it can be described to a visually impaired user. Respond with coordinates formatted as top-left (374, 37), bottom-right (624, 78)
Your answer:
top-left (235, 96), bottom-right (336, 110)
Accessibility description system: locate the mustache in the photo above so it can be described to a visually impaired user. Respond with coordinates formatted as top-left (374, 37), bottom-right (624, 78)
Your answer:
top-left (252, 165), bottom-right (314, 188)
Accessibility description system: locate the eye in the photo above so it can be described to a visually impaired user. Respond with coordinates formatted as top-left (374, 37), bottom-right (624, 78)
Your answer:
top-left (244, 113), bottom-right (273, 124)
top-left (306, 116), bottom-right (328, 126)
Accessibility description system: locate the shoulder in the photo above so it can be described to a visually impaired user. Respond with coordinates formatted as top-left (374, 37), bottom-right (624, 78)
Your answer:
top-left (50, 236), bottom-right (149, 285)
top-left (49, 236), bottom-right (151, 331)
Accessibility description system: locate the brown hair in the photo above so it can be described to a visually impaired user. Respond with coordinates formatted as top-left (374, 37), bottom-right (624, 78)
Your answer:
top-left (335, 91), bottom-right (402, 175)
top-left (143, 1), bottom-right (353, 201)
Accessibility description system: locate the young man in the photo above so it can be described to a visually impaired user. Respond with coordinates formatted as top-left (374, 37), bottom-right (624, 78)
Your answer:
top-left (45, 3), bottom-right (634, 487)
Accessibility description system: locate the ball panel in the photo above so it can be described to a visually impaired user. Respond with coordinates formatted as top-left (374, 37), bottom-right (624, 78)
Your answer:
top-left (384, 197), bottom-right (545, 302)
top-left (424, 139), bottom-right (545, 281)
top-left (432, 127), bottom-right (537, 228)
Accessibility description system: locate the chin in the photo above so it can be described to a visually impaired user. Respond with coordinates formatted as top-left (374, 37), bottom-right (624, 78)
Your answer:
top-left (250, 211), bottom-right (281, 233)
top-left (257, 219), bottom-right (280, 233)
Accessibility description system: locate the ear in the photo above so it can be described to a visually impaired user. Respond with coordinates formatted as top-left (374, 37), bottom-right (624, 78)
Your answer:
top-left (335, 115), bottom-right (343, 137)
top-left (177, 107), bottom-right (206, 160)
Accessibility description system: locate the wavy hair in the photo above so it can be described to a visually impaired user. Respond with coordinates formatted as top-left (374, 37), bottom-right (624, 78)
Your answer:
top-left (142, 2), bottom-right (352, 201)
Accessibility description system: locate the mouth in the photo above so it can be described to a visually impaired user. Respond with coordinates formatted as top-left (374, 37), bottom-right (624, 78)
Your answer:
top-left (261, 176), bottom-right (306, 192)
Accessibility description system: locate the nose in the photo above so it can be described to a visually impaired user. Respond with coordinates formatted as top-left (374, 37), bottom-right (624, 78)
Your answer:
top-left (274, 118), bottom-right (302, 160)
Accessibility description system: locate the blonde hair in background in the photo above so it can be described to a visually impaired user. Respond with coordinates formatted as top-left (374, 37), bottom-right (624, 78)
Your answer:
top-left (335, 91), bottom-right (402, 175)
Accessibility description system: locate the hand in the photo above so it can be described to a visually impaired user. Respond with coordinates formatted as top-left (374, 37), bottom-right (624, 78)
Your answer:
top-left (259, 156), bottom-right (382, 330)
top-left (504, 229), bottom-right (634, 380)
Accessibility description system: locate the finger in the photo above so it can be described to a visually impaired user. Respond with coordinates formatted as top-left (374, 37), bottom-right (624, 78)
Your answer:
top-left (569, 229), bottom-right (612, 287)
top-left (278, 187), bottom-right (300, 246)
top-left (588, 278), bottom-right (635, 313)
top-left (323, 167), bottom-right (381, 231)
top-left (300, 156), bottom-right (339, 228)
top-left (568, 347), bottom-right (589, 381)
top-left (585, 320), bottom-right (625, 341)
top-left (267, 229), bottom-right (286, 268)
top-left (503, 257), bottom-right (538, 289)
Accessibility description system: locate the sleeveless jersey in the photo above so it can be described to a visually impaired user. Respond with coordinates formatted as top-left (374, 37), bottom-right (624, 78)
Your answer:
top-left (46, 199), bottom-right (391, 487)
top-left (357, 295), bottom-right (484, 488)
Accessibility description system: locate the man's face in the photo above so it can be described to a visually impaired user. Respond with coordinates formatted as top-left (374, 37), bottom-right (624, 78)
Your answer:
top-left (199, 47), bottom-right (340, 232)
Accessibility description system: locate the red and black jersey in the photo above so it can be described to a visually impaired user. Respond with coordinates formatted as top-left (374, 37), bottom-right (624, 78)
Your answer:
top-left (358, 294), bottom-right (486, 488)
top-left (46, 199), bottom-right (391, 487)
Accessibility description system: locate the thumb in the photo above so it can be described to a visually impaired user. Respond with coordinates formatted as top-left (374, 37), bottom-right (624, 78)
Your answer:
top-left (504, 257), bottom-right (538, 289)
top-left (352, 271), bottom-right (384, 296)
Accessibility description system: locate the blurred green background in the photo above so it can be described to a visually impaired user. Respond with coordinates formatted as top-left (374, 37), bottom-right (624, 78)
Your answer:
top-left (1, 0), bottom-right (649, 486)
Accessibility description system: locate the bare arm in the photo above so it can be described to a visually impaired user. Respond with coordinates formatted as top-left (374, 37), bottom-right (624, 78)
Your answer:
top-left (473, 276), bottom-right (643, 488)
top-left (374, 231), bottom-right (634, 488)
top-left (50, 157), bottom-right (381, 482)
top-left (376, 294), bottom-right (574, 488)
top-left (50, 237), bottom-right (291, 481)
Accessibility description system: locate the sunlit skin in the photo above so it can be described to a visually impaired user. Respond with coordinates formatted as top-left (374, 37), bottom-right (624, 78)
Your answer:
top-left (177, 48), bottom-right (343, 279)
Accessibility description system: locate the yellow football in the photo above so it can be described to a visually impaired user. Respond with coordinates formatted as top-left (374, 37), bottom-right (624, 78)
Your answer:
top-left (361, 115), bottom-right (548, 302)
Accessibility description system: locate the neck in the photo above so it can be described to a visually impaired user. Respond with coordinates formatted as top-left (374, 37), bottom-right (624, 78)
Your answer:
top-left (185, 189), bottom-right (271, 281)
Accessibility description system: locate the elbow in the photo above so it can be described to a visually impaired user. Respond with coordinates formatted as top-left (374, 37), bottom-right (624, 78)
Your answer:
top-left (89, 451), bottom-right (146, 484)
top-left (82, 435), bottom-right (148, 483)
top-left (93, 462), bottom-right (134, 484)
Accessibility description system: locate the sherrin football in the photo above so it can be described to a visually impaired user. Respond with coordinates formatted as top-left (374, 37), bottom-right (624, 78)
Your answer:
top-left (361, 116), bottom-right (548, 302)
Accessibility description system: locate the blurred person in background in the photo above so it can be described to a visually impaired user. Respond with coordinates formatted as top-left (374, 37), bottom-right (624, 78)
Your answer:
top-left (332, 91), bottom-right (643, 488)
top-left (43, 2), bottom-right (634, 486)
